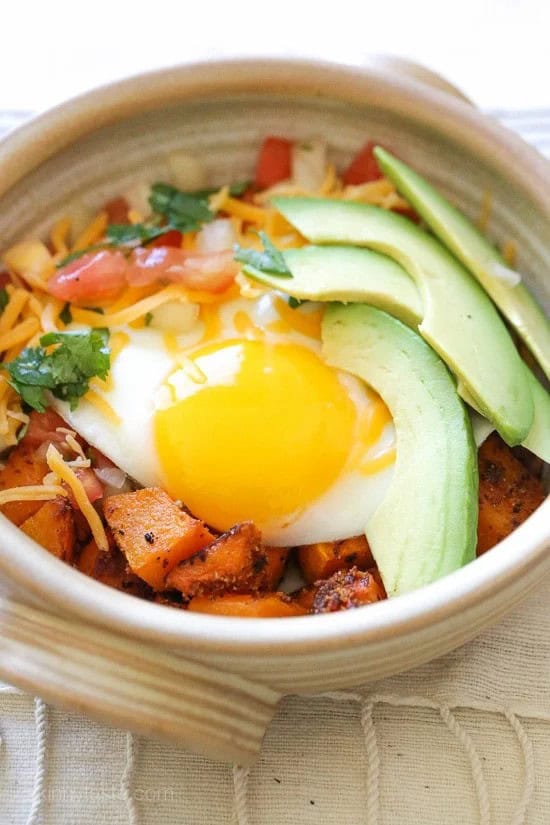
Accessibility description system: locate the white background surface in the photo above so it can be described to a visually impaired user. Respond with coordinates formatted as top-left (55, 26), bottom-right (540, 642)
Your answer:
top-left (0, 0), bottom-right (548, 112)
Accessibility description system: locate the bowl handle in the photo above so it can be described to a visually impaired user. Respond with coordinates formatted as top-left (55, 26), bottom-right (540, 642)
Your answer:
top-left (364, 54), bottom-right (474, 106)
top-left (0, 595), bottom-right (281, 765)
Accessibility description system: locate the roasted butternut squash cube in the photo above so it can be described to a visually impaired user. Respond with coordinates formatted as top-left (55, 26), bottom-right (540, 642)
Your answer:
top-left (0, 445), bottom-right (50, 525)
top-left (103, 487), bottom-right (213, 589)
top-left (297, 535), bottom-right (374, 584)
top-left (187, 593), bottom-right (307, 618)
top-left (20, 496), bottom-right (76, 562)
top-left (477, 434), bottom-right (545, 555)
top-left (166, 522), bottom-right (285, 599)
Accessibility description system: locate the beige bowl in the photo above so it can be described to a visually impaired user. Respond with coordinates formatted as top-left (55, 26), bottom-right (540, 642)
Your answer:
top-left (0, 58), bottom-right (548, 763)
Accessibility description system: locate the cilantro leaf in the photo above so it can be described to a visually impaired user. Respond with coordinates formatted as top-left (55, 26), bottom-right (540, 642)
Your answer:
top-left (192, 180), bottom-right (251, 199)
top-left (149, 183), bottom-right (214, 231)
top-left (0, 288), bottom-right (8, 313)
top-left (233, 231), bottom-right (292, 277)
top-left (288, 296), bottom-right (304, 308)
top-left (7, 330), bottom-right (111, 412)
top-left (144, 311), bottom-right (153, 327)
top-left (106, 223), bottom-right (167, 245)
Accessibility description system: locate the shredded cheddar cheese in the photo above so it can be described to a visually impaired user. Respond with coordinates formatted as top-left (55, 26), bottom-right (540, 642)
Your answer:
top-left (84, 390), bottom-right (122, 425)
top-left (50, 217), bottom-right (71, 256)
top-left (72, 210), bottom-right (108, 251)
top-left (0, 317), bottom-right (40, 353)
top-left (46, 444), bottom-right (109, 552)
top-left (71, 285), bottom-right (190, 329)
top-left (0, 484), bottom-right (68, 506)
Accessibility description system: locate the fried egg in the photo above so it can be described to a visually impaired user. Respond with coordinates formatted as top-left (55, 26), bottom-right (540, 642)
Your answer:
top-left (56, 289), bottom-right (396, 546)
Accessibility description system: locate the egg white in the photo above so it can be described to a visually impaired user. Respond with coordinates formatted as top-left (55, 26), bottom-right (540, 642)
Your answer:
top-left (54, 292), bottom-right (396, 546)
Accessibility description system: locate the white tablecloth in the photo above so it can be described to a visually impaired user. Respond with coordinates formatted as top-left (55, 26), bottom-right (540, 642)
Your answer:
top-left (0, 108), bottom-right (549, 825)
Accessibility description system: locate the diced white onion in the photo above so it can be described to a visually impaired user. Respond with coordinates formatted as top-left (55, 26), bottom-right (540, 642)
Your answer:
top-left (196, 219), bottom-right (237, 254)
top-left (167, 151), bottom-right (206, 191)
top-left (147, 301), bottom-right (200, 333)
top-left (94, 466), bottom-right (127, 489)
top-left (490, 262), bottom-right (522, 287)
top-left (291, 139), bottom-right (327, 192)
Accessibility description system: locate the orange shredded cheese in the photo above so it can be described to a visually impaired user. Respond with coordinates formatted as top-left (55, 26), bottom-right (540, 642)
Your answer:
top-left (72, 210), bottom-right (108, 251)
top-left (46, 444), bottom-right (109, 552)
top-left (71, 285), bottom-right (190, 329)
top-left (0, 289), bottom-right (29, 334)
top-left (0, 317), bottom-right (40, 354)
top-left (83, 390), bottom-right (121, 425)
top-left (222, 197), bottom-right (268, 226)
top-left (50, 217), bottom-right (71, 256)
top-left (0, 484), bottom-right (68, 506)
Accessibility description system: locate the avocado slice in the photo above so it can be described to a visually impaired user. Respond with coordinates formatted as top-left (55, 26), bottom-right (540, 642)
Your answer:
top-left (244, 244), bottom-right (422, 328)
top-left (273, 196), bottom-right (533, 446)
top-left (244, 238), bottom-right (549, 461)
top-left (323, 303), bottom-right (477, 596)
top-left (373, 147), bottom-right (550, 379)
top-left (521, 368), bottom-right (550, 462)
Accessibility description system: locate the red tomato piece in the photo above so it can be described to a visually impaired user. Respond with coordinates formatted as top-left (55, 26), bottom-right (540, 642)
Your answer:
top-left (126, 247), bottom-right (237, 292)
top-left (23, 410), bottom-right (70, 449)
top-left (255, 137), bottom-right (293, 189)
top-left (47, 250), bottom-right (128, 304)
top-left (0, 271), bottom-right (11, 288)
top-left (148, 230), bottom-right (183, 248)
top-left (73, 467), bottom-right (104, 504)
top-left (104, 197), bottom-right (130, 225)
top-left (342, 141), bottom-right (383, 185)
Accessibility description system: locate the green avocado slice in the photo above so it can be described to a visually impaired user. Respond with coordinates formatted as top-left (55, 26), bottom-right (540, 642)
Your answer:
top-left (323, 303), bottom-right (477, 596)
top-left (243, 239), bottom-right (549, 461)
top-left (273, 196), bottom-right (533, 446)
top-left (244, 244), bottom-right (422, 328)
top-left (374, 146), bottom-right (550, 379)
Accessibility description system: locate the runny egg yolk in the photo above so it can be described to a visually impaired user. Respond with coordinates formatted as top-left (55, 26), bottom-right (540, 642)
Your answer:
top-left (154, 339), bottom-right (357, 531)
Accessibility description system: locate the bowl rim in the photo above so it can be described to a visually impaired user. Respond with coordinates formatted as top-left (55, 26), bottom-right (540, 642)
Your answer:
top-left (0, 56), bottom-right (548, 656)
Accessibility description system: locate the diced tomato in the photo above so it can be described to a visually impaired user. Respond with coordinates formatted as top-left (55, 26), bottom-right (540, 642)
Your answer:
top-left (47, 250), bottom-right (128, 304)
top-left (0, 271), bottom-right (11, 288)
top-left (73, 467), bottom-right (104, 504)
top-left (104, 197), bottom-right (130, 225)
top-left (342, 141), bottom-right (383, 185)
top-left (255, 136), bottom-right (293, 189)
top-left (23, 410), bottom-right (70, 449)
top-left (126, 247), bottom-right (237, 292)
top-left (148, 230), bottom-right (183, 248)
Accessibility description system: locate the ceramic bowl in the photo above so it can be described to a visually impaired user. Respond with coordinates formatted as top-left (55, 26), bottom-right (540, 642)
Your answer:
top-left (0, 58), bottom-right (547, 761)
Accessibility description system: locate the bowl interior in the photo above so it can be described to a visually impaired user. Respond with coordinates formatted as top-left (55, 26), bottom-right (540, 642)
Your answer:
top-left (0, 60), bottom-right (548, 659)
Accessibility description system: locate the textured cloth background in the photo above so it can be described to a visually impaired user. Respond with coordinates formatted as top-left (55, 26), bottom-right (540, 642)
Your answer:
top-left (0, 109), bottom-right (548, 825)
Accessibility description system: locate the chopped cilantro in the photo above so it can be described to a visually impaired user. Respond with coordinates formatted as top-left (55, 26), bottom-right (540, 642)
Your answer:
top-left (7, 330), bottom-right (110, 413)
top-left (0, 288), bottom-right (8, 313)
top-left (56, 179), bottom-right (250, 264)
top-left (59, 303), bottom-right (72, 325)
top-left (144, 311), bottom-right (153, 326)
top-left (233, 231), bottom-right (292, 277)
top-left (288, 296), bottom-right (303, 308)
top-left (149, 183), bottom-right (214, 232)
top-left (106, 223), bottom-right (166, 245)
top-left (192, 180), bottom-right (251, 199)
